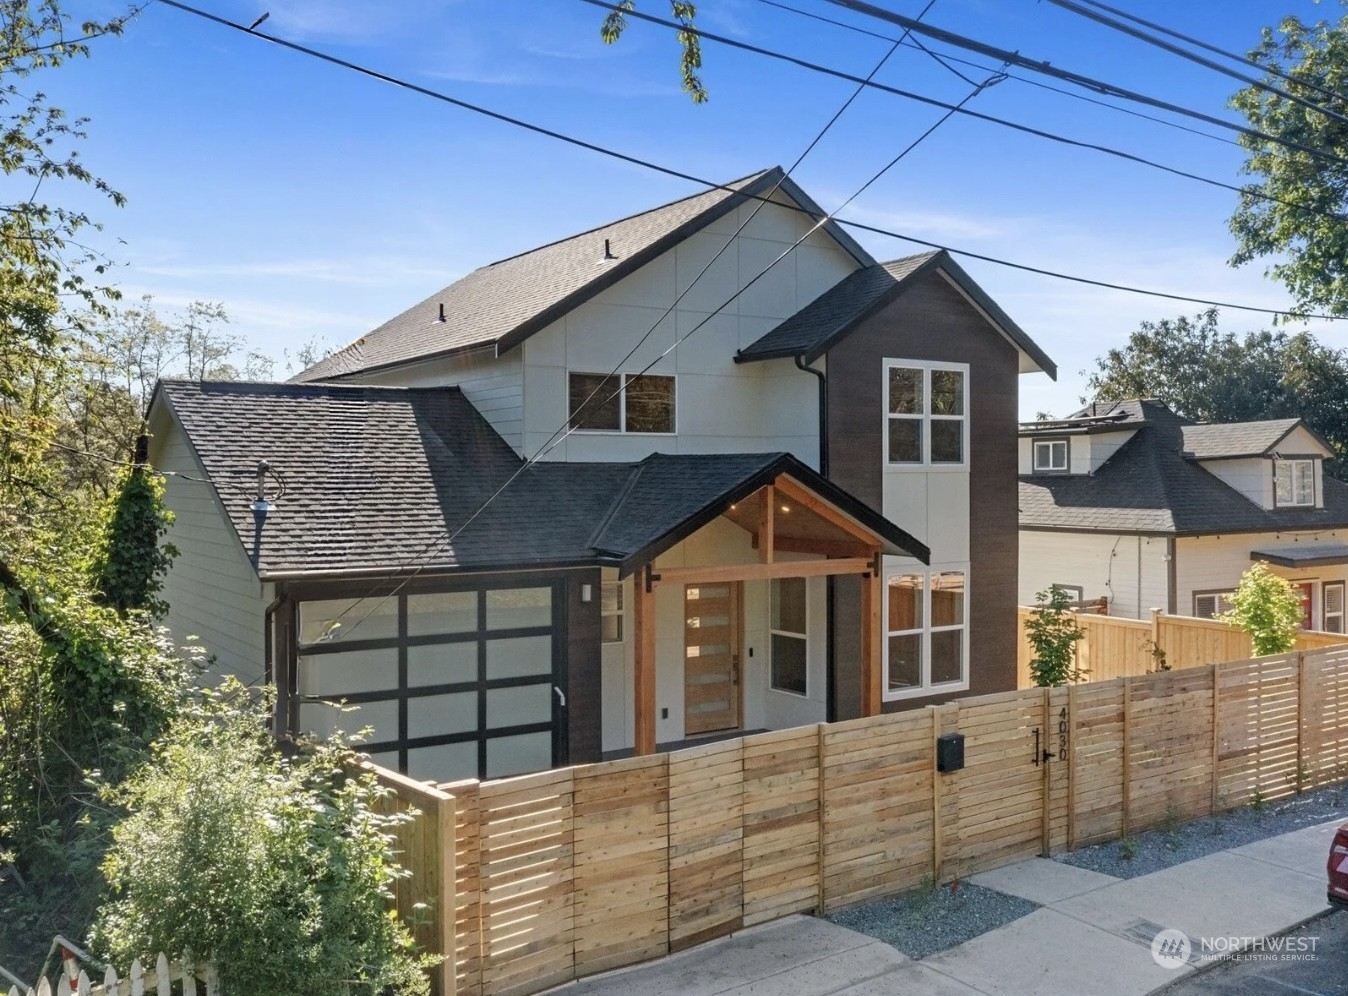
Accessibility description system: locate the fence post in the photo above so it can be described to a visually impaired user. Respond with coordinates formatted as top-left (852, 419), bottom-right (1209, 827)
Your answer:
top-left (931, 706), bottom-right (943, 882)
top-left (1150, 608), bottom-right (1163, 663)
top-left (1121, 676), bottom-right (1133, 838)
top-left (1041, 686), bottom-right (1052, 857)
top-left (1210, 662), bottom-right (1221, 814)
top-left (1067, 683), bottom-right (1077, 852)
top-left (816, 722), bottom-right (827, 914)
top-left (1296, 651), bottom-right (1307, 792)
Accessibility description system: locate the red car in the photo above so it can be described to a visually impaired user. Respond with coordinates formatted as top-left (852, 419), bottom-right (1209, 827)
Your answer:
top-left (1331, 823), bottom-right (1348, 911)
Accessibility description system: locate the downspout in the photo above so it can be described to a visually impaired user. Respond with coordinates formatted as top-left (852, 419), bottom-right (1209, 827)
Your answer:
top-left (795, 354), bottom-right (838, 721)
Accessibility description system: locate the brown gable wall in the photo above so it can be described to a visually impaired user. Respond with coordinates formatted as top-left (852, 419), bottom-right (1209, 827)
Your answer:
top-left (826, 268), bottom-right (1021, 712)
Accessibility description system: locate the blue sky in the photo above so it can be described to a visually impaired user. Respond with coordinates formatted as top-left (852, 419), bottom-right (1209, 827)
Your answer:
top-left (48, 0), bottom-right (1344, 416)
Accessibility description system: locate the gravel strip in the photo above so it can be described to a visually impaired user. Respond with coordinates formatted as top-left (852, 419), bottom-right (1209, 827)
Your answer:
top-left (1055, 781), bottom-right (1348, 879)
top-left (824, 881), bottom-right (1039, 960)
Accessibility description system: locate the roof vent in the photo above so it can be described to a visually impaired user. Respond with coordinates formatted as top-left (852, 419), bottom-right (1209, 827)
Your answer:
top-left (603, 238), bottom-right (618, 261)
top-left (437, 302), bottom-right (447, 322)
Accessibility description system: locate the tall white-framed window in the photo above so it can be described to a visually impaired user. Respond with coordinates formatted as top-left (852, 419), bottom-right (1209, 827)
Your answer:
top-left (884, 567), bottom-right (968, 699)
top-left (885, 361), bottom-right (968, 467)
top-left (1274, 459), bottom-right (1314, 507)
top-left (1324, 581), bottom-right (1345, 634)
top-left (600, 575), bottom-right (624, 643)
top-left (1033, 439), bottom-right (1068, 473)
top-left (769, 577), bottom-right (808, 695)
top-left (568, 372), bottom-right (676, 433)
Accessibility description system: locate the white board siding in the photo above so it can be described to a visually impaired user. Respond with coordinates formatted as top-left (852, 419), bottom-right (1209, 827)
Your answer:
top-left (349, 348), bottom-right (524, 452)
top-left (1018, 530), bottom-right (1170, 620)
top-left (1176, 532), bottom-right (1348, 627)
top-left (520, 194), bottom-right (857, 466)
top-left (1198, 457), bottom-right (1270, 509)
top-left (150, 409), bottom-right (268, 685)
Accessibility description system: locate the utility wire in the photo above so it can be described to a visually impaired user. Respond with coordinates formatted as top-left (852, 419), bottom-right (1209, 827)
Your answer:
top-left (323, 1), bottom-right (944, 641)
top-left (813, 0), bottom-right (1348, 170)
top-left (153, 0), bottom-right (1348, 321)
top-left (1056, 0), bottom-right (1348, 108)
top-left (754, 0), bottom-right (1238, 147)
top-left (1044, 0), bottom-right (1348, 129)
top-left (581, 0), bottom-right (1348, 226)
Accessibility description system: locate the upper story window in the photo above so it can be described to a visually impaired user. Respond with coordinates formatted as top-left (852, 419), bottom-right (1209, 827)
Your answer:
top-left (568, 372), bottom-right (675, 433)
top-left (886, 362), bottom-right (967, 466)
top-left (1033, 438), bottom-right (1068, 473)
top-left (1274, 459), bottom-right (1314, 507)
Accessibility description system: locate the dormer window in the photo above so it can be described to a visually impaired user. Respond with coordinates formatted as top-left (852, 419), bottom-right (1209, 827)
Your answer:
top-left (1274, 459), bottom-right (1314, 507)
top-left (1033, 439), bottom-right (1068, 473)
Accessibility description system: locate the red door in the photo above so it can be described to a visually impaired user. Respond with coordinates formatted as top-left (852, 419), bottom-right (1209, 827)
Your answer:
top-left (1295, 582), bottom-right (1314, 630)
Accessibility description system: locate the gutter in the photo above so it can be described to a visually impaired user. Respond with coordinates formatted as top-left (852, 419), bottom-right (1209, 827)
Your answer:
top-left (794, 354), bottom-right (828, 476)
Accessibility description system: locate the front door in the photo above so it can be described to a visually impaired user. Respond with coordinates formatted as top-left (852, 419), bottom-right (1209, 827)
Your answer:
top-left (683, 583), bottom-right (742, 736)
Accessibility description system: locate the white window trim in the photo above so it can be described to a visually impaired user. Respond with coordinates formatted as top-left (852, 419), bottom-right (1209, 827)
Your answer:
top-left (883, 565), bottom-right (971, 701)
top-left (1193, 590), bottom-right (1235, 619)
top-left (568, 371), bottom-right (678, 435)
top-left (883, 360), bottom-right (969, 471)
top-left (1033, 439), bottom-right (1069, 473)
top-left (1324, 580), bottom-right (1345, 634)
top-left (768, 578), bottom-right (809, 698)
top-left (600, 576), bottom-right (625, 645)
top-left (1273, 459), bottom-right (1315, 507)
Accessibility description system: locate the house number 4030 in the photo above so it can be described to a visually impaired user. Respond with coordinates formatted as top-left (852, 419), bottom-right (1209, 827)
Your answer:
top-left (1058, 706), bottom-right (1069, 762)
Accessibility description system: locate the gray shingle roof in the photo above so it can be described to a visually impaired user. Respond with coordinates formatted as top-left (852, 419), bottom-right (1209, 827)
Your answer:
top-left (155, 381), bottom-right (924, 578)
top-left (1020, 400), bottom-right (1348, 535)
top-left (292, 168), bottom-right (874, 383)
top-left (1180, 420), bottom-right (1305, 460)
top-left (736, 250), bottom-right (1056, 378)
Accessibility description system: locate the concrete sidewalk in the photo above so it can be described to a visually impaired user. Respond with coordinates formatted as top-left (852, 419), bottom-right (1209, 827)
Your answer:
top-left (550, 819), bottom-right (1342, 996)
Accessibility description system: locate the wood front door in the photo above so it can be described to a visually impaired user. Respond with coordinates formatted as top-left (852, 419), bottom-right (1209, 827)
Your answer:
top-left (683, 583), bottom-right (742, 735)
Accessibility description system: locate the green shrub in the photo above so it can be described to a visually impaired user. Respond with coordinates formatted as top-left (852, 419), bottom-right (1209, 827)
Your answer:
top-left (1222, 563), bottom-right (1302, 656)
top-left (91, 681), bottom-right (434, 995)
top-left (1026, 584), bottom-right (1087, 686)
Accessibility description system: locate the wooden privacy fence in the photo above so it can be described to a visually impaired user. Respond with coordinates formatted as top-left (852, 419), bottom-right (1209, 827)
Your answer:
top-left (378, 644), bottom-right (1348, 996)
top-left (1016, 607), bottom-right (1348, 685)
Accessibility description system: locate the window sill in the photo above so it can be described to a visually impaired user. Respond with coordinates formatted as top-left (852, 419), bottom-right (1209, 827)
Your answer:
top-left (884, 462), bottom-right (968, 472)
top-left (883, 679), bottom-right (969, 702)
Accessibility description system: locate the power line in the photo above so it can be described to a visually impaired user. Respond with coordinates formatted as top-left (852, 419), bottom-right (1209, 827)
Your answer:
top-left (815, 0), bottom-right (1348, 170)
top-left (152, 0), bottom-right (1348, 323)
top-left (753, 0), bottom-right (1238, 147)
top-left (580, 0), bottom-right (1348, 226)
top-left (1044, 0), bottom-right (1348, 130)
top-left (1055, 0), bottom-right (1348, 108)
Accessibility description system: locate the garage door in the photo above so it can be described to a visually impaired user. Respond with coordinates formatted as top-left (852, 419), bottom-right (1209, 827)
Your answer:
top-left (294, 583), bottom-right (563, 782)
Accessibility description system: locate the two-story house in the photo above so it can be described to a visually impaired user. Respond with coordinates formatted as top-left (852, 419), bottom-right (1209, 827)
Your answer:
top-left (148, 167), bottom-right (1055, 784)
top-left (1019, 398), bottom-right (1348, 629)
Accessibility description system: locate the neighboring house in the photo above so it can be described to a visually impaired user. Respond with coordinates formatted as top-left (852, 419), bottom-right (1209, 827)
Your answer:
top-left (149, 166), bottom-right (1055, 784)
top-left (1019, 398), bottom-right (1348, 630)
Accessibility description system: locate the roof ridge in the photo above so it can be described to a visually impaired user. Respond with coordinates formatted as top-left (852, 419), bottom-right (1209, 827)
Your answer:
top-left (160, 378), bottom-right (465, 395)
top-left (481, 167), bottom-right (780, 270)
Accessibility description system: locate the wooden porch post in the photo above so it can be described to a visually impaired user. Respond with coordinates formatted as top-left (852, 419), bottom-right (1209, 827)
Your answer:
top-left (634, 568), bottom-right (657, 756)
top-left (861, 563), bottom-right (882, 716)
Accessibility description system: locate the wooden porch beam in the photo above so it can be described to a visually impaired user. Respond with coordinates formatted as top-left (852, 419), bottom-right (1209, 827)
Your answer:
top-left (654, 558), bottom-right (872, 586)
top-left (758, 485), bottom-right (774, 564)
top-left (634, 571), bottom-right (657, 757)
top-left (769, 537), bottom-right (875, 558)
top-left (861, 568), bottom-right (882, 716)
top-left (774, 475), bottom-right (881, 546)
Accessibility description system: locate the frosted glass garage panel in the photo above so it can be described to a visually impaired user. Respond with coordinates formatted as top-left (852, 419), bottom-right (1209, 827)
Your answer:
top-left (299, 649), bottom-right (397, 697)
top-left (299, 698), bottom-right (398, 744)
top-left (485, 587), bottom-right (551, 630)
top-left (298, 597), bottom-right (398, 644)
top-left (486, 732), bottom-right (552, 779)
top-left (364, 750), bottom-right (400, 772)
top-left (485, 636), bottom-right (552, 679)
top-left (407, 591), bottom-right (477, 637)
top-left (408, 692), bottom-right (477, 739)
top-left (407, 641), bottom-right (477, 687)
top-left (408, 741), bottom-right (478, 783)
top-left (486, 684), bottom-right (552, 729)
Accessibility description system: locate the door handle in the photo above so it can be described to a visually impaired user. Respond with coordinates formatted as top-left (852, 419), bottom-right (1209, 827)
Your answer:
top-left (554, 686), bottom-right (567, 708)
top-left (731, 653), bottom-right (740, 684)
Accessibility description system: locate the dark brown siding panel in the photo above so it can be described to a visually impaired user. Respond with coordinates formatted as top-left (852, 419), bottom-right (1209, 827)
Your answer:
top-left (825, 269), bottom-right (1022, 708)
top-left (566, 568), bottom-right (603, 765)
top-left (831, 574), bottom-right (862, 721)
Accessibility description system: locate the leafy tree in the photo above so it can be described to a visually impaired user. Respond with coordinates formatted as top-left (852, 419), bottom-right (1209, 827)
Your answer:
top-left (599, 1), bottom-right (707, 103)
top-left (92, 463), bottom-right (177, 617)
top-left (92, 681), bottom-right (435, 996)
top-left (1229, 4), bottom-right (1348, 316)
top-left (1222, 563), bottom-right (1303, 656)
top-left (1026, 584), bottom-right (1087, 686)
top-left (1085, 308), bottom-right (1348, 477)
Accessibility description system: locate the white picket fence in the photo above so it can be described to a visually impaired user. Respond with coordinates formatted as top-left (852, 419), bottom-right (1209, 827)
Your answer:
top-left (7, 954), bottom-right (218, 996)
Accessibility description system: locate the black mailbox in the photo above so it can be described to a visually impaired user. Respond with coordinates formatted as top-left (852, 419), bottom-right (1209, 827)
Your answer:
top-left (936, 732), bottom-right (965, 773)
